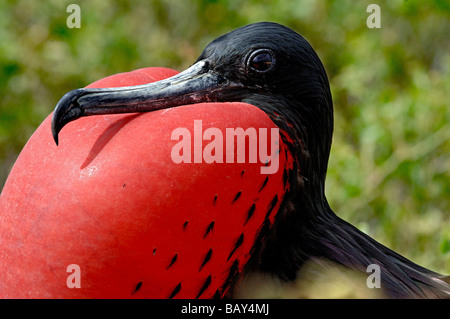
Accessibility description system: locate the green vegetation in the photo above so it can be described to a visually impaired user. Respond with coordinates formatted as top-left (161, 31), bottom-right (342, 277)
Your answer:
top-left (1, 0), bottom-right (448, 275)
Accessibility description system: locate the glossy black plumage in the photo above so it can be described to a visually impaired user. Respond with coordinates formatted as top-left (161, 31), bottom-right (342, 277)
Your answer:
top-left (219, 23), bottom-right (449, 299)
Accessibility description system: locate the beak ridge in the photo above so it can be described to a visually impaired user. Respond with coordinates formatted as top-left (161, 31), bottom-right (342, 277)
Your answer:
top-left (51, 62), bottom-right (237, 145)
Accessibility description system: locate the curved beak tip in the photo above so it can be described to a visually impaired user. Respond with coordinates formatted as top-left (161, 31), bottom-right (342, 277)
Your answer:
top-left (52, 127), bottom-right (59, 146)
top-left (51, 105), bottom-right (64, 146)
top-left (51, 111), bottom-right (60, 146)
top-left (51, 88), bottom-right (86, 146)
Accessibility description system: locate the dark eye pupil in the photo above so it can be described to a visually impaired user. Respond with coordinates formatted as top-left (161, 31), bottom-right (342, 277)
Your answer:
top-left (251, 52), bottom-right (273, 71)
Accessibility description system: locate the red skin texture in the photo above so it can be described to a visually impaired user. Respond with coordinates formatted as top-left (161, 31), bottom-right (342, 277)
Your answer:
top-left (0, 67), bottom-right (292, 298)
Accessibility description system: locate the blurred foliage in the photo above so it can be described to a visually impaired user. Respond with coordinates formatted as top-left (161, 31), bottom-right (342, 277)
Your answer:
top-left (0, 0), bottom-right (448, 275)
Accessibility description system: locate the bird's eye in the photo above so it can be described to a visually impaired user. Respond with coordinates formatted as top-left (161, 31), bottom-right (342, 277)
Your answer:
top-left (248, 49), bottom-right (275, 73)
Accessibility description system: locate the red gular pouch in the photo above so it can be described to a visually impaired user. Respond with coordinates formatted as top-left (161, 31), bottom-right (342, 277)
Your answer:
top-left (0, 67), bottom-right (293, 298)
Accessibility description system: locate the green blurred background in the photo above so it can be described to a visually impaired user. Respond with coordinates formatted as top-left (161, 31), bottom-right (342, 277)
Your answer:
top-left (0, 0), bottom-right (448, 276)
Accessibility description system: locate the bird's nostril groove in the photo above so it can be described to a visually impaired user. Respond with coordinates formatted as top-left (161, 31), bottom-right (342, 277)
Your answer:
top-left (216, 74), bottom-right (226, 85)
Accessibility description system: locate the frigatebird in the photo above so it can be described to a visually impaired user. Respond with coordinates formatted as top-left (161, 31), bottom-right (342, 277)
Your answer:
top-left (51, 22), bottom-right (449, 298)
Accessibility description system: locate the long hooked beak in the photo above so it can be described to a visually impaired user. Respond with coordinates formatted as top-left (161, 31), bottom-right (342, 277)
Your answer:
top-left (51, 61), bottom-right (244, 145)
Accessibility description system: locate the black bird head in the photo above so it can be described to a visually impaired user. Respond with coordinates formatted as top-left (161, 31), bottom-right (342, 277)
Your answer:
top-left (196, 22), bottom-right (333, 194)
top-left (52, 22), bottom-right (332, 196)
